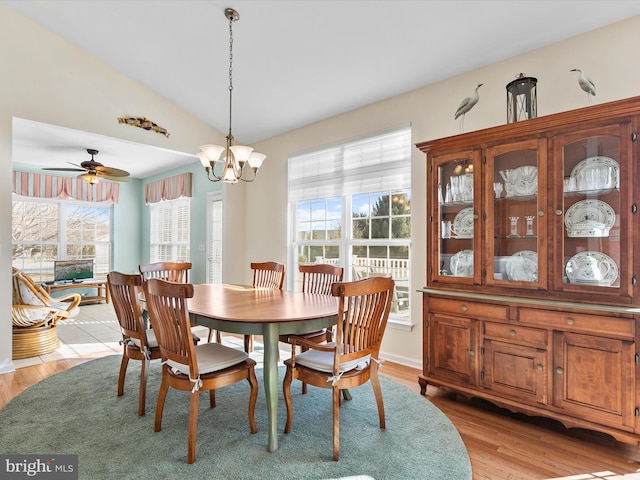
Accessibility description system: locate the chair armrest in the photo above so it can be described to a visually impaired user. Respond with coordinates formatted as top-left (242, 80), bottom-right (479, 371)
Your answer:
top-left (12, 304), bottom-right (70, 328)
top-left (289, 336), bottom-right (335, 352)
top-left (52, 292), bottom-right (82, 310)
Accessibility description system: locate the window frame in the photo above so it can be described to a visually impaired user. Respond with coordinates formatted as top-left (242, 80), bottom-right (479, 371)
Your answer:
top-left (11, 195), bottom-right (114, 282)
top-left (288, 127), bottom-right (412, 325)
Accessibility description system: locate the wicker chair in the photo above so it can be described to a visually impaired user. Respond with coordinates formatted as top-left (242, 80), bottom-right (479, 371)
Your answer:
top-left (11, 267), bottom-right (81, 359)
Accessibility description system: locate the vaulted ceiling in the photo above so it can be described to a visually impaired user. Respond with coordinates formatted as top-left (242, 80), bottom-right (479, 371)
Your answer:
top-left (8, 1), bottom-right (640, 178)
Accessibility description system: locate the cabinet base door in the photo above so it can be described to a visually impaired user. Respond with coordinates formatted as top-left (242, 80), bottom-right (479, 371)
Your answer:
top-left (428, 314), bottom-right (479, 386)
top-left (553, 331), bottom-right (634, 429)
top-left (482, 339), bottom-right (548, 405)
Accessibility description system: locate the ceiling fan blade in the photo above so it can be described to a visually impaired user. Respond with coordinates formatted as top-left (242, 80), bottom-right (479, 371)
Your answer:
top-left (94, 165), bottom-right (130, 177)
top-left (98, 173), bottom-right (131, 182)
top-left (42, 167), bottom-right (86, 172)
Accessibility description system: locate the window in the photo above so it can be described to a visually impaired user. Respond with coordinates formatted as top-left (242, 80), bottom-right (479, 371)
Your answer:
top-left (150, 197), bottom-right (190, 262)
top-left (289, 127), bottom-right (411, 321)
top-left (207, 192), bottom-right (223, 283)
top-left (12, 197), bottom-right (113, 282)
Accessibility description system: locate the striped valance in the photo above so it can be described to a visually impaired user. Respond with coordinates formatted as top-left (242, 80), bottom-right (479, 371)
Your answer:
top-left (12, 171), bottom-right (119, 203)
top-left (145, 172), bottom-right (193, 204)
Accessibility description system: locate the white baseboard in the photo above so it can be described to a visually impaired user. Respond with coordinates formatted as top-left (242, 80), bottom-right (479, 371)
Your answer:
top-left (379, 350), bottom-right (421, 370)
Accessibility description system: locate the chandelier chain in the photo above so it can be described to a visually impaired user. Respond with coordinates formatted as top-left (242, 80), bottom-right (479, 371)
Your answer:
top-left (228, 13), bottom-right (234, 137)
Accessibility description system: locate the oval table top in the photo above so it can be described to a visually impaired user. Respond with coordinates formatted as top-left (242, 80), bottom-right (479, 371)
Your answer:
top-left (188, 283), bottom-right (338, 323)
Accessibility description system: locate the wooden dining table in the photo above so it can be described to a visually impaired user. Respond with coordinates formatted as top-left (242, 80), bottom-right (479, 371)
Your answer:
top-left (187, 283), bottom-right (338, 452)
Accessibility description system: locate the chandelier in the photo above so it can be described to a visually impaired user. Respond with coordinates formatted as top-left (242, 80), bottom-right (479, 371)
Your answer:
top-left (197, 8), bottom-right (266, 183)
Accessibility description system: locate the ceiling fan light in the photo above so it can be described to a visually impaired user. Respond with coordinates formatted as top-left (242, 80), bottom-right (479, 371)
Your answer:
top-left (80, 173), bottom-right (99, 185)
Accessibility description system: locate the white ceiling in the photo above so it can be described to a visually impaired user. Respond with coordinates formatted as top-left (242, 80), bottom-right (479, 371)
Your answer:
top-left (7, 0), bottom-right (640, 179)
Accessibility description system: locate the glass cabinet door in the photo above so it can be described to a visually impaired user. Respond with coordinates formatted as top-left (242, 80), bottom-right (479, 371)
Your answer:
top-left (557, 125), bottom-right (631, 298)
top-left (432, 150), bottom-right (480, 284)
top-left (485, 139), bottom-right (547, 288)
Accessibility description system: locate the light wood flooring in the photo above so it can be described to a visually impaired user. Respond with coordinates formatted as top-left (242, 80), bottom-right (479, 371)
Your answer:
top-left (3, 304), bottom-right (640, 479)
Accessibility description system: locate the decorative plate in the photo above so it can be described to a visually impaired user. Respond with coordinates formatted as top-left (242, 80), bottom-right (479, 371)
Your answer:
top-left (505, 250), bottom-right (538, 282)
top-left (570, 156), bottom-right (619, 191)
top-left (449, 249), bottom-right (474, 277)
top-left (564, 199), bottom-right (615, 237)
top-left (565, 251), bottom-right (619, 286)
top-left (452, 208), bottom-right (474, 238)
top-left (504, 165), bottom-right (538, 197)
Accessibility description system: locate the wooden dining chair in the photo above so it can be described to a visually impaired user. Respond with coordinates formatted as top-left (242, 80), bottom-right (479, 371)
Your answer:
top-left (139, 261), bottom-right (192, 283)
top-left (107, 271), bottom-right (161, 416)
top-left (279, 264), bottom-right (343, 393)
top-left (143, 278), bottom-right (258, 464)
top-left (283, 276), bottom-right (395, 461)
top-left (244, 261), bottom-right (285, 352)
top-left (139, 261), bottom-right (220, 343)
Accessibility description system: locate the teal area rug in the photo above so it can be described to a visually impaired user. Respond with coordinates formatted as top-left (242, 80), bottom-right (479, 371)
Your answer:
top-left (0, 355), bottom-right (471, 479)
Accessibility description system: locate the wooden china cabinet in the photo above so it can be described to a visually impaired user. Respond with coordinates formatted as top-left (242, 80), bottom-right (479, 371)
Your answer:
top-left (416, 96), bottom-right (640, 445)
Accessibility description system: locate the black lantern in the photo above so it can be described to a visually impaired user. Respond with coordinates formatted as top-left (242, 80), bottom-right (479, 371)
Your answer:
top-left (506, 73), bottom-right (537, 123)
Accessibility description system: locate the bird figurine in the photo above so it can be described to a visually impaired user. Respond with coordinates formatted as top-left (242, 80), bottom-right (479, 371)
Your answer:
top-left (570, 68), bottom-right (596, 105)
top-left (455, 83), bottom-right (483, 132)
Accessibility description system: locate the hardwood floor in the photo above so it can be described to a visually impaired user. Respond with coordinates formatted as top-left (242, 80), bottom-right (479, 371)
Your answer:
top-left (3, 351), bottom-right (640, 479)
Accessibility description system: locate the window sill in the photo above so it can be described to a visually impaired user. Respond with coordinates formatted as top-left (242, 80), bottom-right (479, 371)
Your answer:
top-left (388, 318), bottom-right (414, 332)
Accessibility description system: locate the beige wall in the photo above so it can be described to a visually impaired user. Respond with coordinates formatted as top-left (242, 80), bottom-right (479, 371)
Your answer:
top-left (244, 15), bottom-right (640, 368)
top-left (2, 3), bottom-right (639, 371)
top-left (0, 4), bottom-right (225, 372)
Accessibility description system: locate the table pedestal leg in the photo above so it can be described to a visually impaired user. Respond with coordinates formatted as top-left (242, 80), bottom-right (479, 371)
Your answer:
top-left (263, 323), bottom-right (279, 452)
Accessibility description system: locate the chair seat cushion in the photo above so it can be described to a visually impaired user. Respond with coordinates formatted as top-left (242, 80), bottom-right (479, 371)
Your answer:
top-left (168, 343), bottom-right (249, 376)
top-left (295, 347), bottom-right (370, 374)
top-left (50, 300), bottom-right (79, 318)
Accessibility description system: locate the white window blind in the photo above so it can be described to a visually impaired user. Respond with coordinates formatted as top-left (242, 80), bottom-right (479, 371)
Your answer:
top-left (288, 128), bottom-right (412, 201)
top-left (150, 197), bottom-right (190, 262)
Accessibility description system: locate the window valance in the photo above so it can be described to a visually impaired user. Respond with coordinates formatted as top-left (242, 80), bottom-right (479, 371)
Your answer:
top-left (145, 172), bottom-right (193, 204)
top-left (12, 171), bottom-right (119, 203)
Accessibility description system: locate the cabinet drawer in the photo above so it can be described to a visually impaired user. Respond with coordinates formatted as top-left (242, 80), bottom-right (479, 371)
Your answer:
top-left (428, 297), bottom-right (509, 321)
top-left (484, 322), bottom-right (547, 347)
top-left (519, 308), bottom-right (634, 339)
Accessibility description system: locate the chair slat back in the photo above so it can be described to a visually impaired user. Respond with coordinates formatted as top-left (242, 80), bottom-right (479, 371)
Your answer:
top-left (107, 271), bottom-right (146, 343)
top-left (300, 264), bottom-right (343, 295)
top-left (251, 262), bottom-right (285, 290)
top-left (332, 277), bottom-right (394, 364)
top-left (139, 262), bottom-right (191, 283)
top-left (143, 278), bottom-right (197, 374)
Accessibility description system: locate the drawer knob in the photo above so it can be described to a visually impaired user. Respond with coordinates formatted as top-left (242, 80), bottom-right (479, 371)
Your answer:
top-left (555, 209), bottom-right (563, 216)
top-left (556, 367), bottom-right (563, 375)
top-left (566, 317), bottom-right (574, 326)
top-left (509, 329), bottom-right (516, 337)
top-left (536, 364), bottom-right (543, 371)
top-left (461, 305), bottom-right (468, 312)
top-left (469, 350), bottom-right (475, 357)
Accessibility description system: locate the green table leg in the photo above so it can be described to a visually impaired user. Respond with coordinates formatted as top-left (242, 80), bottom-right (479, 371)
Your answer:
top-left (263, 323), bottom-right (279, 452)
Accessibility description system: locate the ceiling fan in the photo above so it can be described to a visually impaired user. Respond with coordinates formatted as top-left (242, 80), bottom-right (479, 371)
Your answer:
top-left (42, 148), bottom-right (131, 184)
